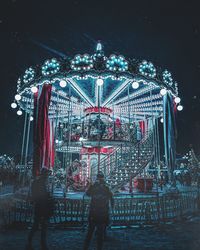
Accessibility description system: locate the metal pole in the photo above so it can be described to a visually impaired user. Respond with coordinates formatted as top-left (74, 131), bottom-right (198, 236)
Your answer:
top-left (54, 91), bottom-right (59, 149)
top-left (23, 112), bottom-right (31, 185)
top-left (97, 84), bottom-right (101, 173)
top-left (150, 90), bottom-right (154, 171)
top-left (154, 117), bottom-right (158, 172)
top-left (112, 100), bottom-right (114, 141)
top-left (66, 84), bottom-right (72, 188)
top-left (156, 117), bottom-right (161, 178)
top-left (127, 84), bottom-right (131, 163)
top-left (163, 95), bottom-right (171, 183)
top-left (20, 105), bottom-right (28, 165)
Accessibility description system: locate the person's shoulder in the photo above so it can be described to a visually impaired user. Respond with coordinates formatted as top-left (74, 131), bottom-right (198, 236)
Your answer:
top-left (101, 183), bottom-right (111, 191)
top-left (91, 182), bottom-right (102, 191)
top-left (87, 182), bottom-right (96, 188)
top-left (102, 182), bottom-right (110, 188)
top-left (86, 183), bottom-right (95, 192)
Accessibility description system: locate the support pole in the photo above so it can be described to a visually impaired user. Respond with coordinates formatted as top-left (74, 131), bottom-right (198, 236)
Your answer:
top-left (23, 112), bottom-right (31, 185)
top-left (153, 117), bottom-right (158, 174)
top-left (156, 117), bottom-right (161, 178)
top-left (128, 83), bottom-right (131, 163)
top-left (163, 94), bottom-right (171, 183)
top-left (66, 84), bottom-right (72, 189)
top-left (97, 84), bottom-right (101, 173)
top-left (150, 90), bottom-right (156, 174)
top-left (20, 105), bottom-right (28, 165)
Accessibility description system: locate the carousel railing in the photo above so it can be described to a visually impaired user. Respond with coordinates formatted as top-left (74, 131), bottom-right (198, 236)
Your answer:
top-left (0, 189), bottom-right (199, 228)
top-left (90, 128), bottom-right (150, 172)
top-left (89, 128), bottom-right (154, 191)
top-left (108, 131), bottom-right (154, 192)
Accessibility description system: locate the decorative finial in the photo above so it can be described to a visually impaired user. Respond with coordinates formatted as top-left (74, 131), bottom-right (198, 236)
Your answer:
top-left (96, 41), bottom-right (103, 51)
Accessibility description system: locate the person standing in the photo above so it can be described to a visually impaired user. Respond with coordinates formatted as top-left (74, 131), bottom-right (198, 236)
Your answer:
top-left (83, 172), bottom-right (114, 250)
top-left (26, 168), bottom-right (54, 250)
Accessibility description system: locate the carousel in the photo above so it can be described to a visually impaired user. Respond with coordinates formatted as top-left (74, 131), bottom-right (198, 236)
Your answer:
top-left (11, 42), bottom-right (183, 192)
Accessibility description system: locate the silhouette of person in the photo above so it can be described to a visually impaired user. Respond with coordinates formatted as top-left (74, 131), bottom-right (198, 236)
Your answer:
top-left (83, 172), bottom-right (114, 250)
top-left (26, 168), bottom-right (53, 250)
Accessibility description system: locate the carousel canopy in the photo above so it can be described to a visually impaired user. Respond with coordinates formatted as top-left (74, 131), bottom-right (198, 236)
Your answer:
top-left (11, 42), bottom-right (182, 122)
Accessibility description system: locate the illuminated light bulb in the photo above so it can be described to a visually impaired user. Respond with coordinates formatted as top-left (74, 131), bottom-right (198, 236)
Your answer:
top-left (96, 78), bottom-right (104, 86)
top-left (55, 139), bottom-right (59, 143)
top-left (15, 94), bottom-right (21, 101)
top-left (17, 110), bottom-right (22, 116)
top-left (31, 86), bottom-right (38, 93)
top-left (160, 118), bottom-right (164, 123)
top-left (30, 116), bottom-right (34, 121)
top-left (174, 97), bottom-right (181, 104)
top-left (96, 42), bottom-right (102, 51)
top-left (59, 80), bottom-right (67, 88)
top-left (160, 89), bottom-right (167, 96)
top-left (177, 105), bottom-right (183, 111)
top-left (11, 102), bottom-right (17, 109)
top-left (132, 81), bottom-right (139, 89)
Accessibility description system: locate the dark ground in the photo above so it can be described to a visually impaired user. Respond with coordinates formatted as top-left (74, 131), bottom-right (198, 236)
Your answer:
top-left (1, 216), bottom-right (200, 250)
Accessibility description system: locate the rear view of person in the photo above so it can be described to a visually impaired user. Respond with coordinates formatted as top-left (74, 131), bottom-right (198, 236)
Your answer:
top-left (83, 172), bottom-right (114, 250)
top-left (26, 168), bottom-right (54, 250)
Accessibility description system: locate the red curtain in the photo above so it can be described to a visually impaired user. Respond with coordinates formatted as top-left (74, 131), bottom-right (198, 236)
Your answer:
top-left (33, 84), bottom-right (54, 177)
top-left (139, 121), bottom-right (145, 135)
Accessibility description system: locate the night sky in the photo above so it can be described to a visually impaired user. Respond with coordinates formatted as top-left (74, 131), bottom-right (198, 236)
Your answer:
top-left (0, 0), bottom-right (200, 157)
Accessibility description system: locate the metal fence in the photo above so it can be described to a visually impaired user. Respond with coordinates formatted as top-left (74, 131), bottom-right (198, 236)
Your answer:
top-left (0, 190), bottom-right (199, 228)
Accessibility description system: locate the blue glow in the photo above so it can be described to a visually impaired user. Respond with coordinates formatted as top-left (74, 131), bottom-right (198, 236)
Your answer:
top-left (41, 58), bottom-right (60, 76)
top-left (139, 61), bottom-right (156, 78)
top-left (96, 42), bottom-right (102, 51)
top-left (71, 54), bottom-right (94, 71)
top-left (23, 67), bottom-right (35, 84)
top-left (106, 55), bottom-right (128, 72)
top-left (162, 70), bottom-right (173, 86)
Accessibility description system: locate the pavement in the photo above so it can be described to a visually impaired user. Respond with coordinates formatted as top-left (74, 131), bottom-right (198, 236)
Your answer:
top-left (0, 216), bottom-right (200, 250)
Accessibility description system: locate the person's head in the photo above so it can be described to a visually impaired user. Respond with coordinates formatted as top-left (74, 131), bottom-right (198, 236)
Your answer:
top-left (96, 171), bottom-right (105, 183)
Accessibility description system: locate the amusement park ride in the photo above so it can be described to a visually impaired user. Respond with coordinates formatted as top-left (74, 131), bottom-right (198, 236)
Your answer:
top-left (11, 42), bottom-right (183, 192)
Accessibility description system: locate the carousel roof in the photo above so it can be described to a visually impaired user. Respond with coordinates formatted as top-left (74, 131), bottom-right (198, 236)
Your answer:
top-left (11, 42), bottom-right (182, 121)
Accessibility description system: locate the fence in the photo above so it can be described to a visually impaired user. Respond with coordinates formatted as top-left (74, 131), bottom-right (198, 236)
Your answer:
top-left (0, 190), bottom-right (199, 228)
